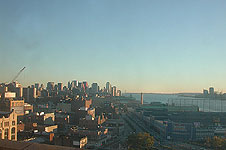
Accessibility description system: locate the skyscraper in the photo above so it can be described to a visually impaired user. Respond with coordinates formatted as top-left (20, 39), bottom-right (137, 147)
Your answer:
top-left (14, 87), bottom-right (23, 98)
top-left (39, 84), bottom-right (45, 91)
top-left (72, 80), bottom-right (78, 88)
top-left (83, 81), bottom-right (88, 89)
top-left (117, 90), bottom-right (122, 96)
top-left (78, 82), bottom-right (84, 90)
top-left (35, 83), bottom-right (39, 90)
top-left (203, 89), bottom-right (208, 95)
top-left (111, 86), bottom-right (117, 96)
top-left (23, 87), bottom-right (36, 102)
top-left (47, 82), bottom-right (54, 92)
top-left (58, 83), bottom-right (63, 91)
top-left (209, 87), bottom-right (214, 95)
top-left (106, 82), bottom-right (111, 94)
top-left (68, 81), bottom-right (71, 89)
top-left (91, 83), bottom-right (98, 93)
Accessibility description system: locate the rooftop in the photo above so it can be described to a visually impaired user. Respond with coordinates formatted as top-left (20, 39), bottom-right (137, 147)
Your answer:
top-left (0, 111), bottom-right (13, 118)
top-left (0, 139), bottom-right (82, 150)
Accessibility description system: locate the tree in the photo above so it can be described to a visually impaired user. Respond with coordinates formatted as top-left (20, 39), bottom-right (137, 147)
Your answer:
top-left (205, 136), bottom-right (226, 150)
top-left (127, 132), bottom-right (155, 150)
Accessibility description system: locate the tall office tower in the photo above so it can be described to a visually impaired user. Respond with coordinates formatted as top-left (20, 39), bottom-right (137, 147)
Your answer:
top-left (83, 81), bottom-right (88, 89)
top-left (78, 82), bottom-right (85, 90)
top-left (141, 93), bottom-right (143, 105)
top-left (106, 82), bottom-right (111, 94)
top-left (63, 86), bottom-right (67, 91)
top-left (31, 87), bottom-right (37, 99)
top-left (23, 88), bottom-right (29, 101)
top-left (40, 84), bottom-right (45, 89)
top-left (111, 86), bottom-right (117, 96)
top-left (72, 80), bottom-right (78, 88)
top-left (68, 81), bottom-right (71, 89)
top-left (209, 87), bottom-right (214, 95)
top-left (14, 87), bottom-right (23, 98)
top-left (54, 85), bottom-right (58, 92)
top-left (98, 86), bottom-right (100, 93)
top-left (203, 89), bottom-right (208, 95)
top-left (71, 82), bottom-right (74, 89)
top-left (91, 83), bottom-right (98, 93)
top-left (58, 83), bottom-right (63, 91)
top-left (39, 84), bottom-right (44, 92)
top-left (117, 90), bottom-right (122, 96)
top-left (35, 83), bottom-right (39, 90)
top-left (47, 82), bottom-right (54, 92)
top-left (23, 87), bottom-right (36, 102)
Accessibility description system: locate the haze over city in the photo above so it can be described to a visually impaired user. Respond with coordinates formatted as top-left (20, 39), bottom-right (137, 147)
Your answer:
top-left (1, 0), bottom-right (226, 93)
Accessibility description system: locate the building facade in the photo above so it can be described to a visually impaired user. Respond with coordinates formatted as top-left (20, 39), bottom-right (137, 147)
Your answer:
top-left (0, 111), bottom-right (17, 141)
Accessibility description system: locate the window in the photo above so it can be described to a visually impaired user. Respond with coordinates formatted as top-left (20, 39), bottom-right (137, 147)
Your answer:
top-left (4, 129), bottom-right (8, 140)
top-left (11, 135), bottom-right (15, 140)
top-left (11, 128), bottom-right (15, 140)
top-left (4, 122), bottom-right (9, 127)
top-left (11, 128), bottom-right (15, 134)
top-left (12, 121), bottom-right (15, 126)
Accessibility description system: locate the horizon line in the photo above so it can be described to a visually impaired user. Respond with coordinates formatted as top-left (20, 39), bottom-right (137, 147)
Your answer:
top-left (123, 92), bottom-right (202, 94)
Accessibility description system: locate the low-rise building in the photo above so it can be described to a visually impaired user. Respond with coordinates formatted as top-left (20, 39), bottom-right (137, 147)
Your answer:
top-left (24, 103), bottom-right (33, 115)
top-left (104, 119), bottom-right (124, 136)
top-left (140, 109), bottom-right (226, 141)
top-left (79, 114), bottom-right (106, 130)
top-left (56, 102), bottom-right (71, 113)
top-left (35, 112), bottom-right (55, 125)
top-left (73, 128), bottom-right (110, 148)
top-left (55, 135), bottom-right (87, 148)
top-left (0, 99), bottom-right (24, 116)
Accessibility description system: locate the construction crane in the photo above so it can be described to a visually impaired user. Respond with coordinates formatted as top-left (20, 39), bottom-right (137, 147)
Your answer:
top-left (11, 67), bottom-right (26, 83)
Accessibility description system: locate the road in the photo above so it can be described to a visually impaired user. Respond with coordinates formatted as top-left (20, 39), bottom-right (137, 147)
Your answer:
top-left (127, 112), bottom-right (210, 150)
top-left (99, 112), bottom-right (209, 150)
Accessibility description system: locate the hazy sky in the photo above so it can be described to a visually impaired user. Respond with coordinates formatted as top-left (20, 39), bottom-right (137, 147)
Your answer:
top-left (1, 0), bottom-right (226, 93)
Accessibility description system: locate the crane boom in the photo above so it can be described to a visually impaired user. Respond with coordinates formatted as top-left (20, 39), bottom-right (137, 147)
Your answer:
top-left (11, 67), bottom-right (26, 83)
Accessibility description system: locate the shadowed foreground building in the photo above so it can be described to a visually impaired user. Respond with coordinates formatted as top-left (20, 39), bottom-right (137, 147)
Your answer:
top-left (0, 139), bottom-right (82, 150)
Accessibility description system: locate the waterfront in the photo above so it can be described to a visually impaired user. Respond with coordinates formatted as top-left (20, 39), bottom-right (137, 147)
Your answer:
top-left (123, 93), bottom-right (226, 112)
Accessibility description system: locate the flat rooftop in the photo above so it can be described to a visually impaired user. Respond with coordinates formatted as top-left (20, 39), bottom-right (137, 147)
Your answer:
top-left (0, 139), bottom-right (82, 150)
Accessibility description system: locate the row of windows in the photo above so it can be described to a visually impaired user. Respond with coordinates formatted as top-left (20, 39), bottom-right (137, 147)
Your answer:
top-left (11, 102), bottom-right (24, 107)
top-left (0, 127), bottom-right (16, 140)
top-left (0, 121), bottom-right (16, 127)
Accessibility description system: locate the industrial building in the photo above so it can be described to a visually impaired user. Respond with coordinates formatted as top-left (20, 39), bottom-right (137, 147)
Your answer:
top-left (136, 103), bottom-right (226, 141)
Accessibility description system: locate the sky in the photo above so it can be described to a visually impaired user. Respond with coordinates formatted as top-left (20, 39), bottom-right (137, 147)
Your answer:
top-left (1, 0), bottom-right (226, 93)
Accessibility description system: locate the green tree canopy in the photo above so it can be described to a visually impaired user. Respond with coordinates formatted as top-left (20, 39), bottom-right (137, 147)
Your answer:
top-left (205, 136), bottom-right (226, 150)
top-left (127, 132), bottom-right (155, 150)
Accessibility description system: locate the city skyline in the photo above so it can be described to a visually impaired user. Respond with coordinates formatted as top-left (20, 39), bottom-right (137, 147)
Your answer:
top-left (1, 78), bottom-right (221, 94)
top-left (1, 0), bottom-right (226, 93)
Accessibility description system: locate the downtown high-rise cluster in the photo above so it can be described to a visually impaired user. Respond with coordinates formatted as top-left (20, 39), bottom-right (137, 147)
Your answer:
top-left (0, 79), bottom-right (125, 149)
